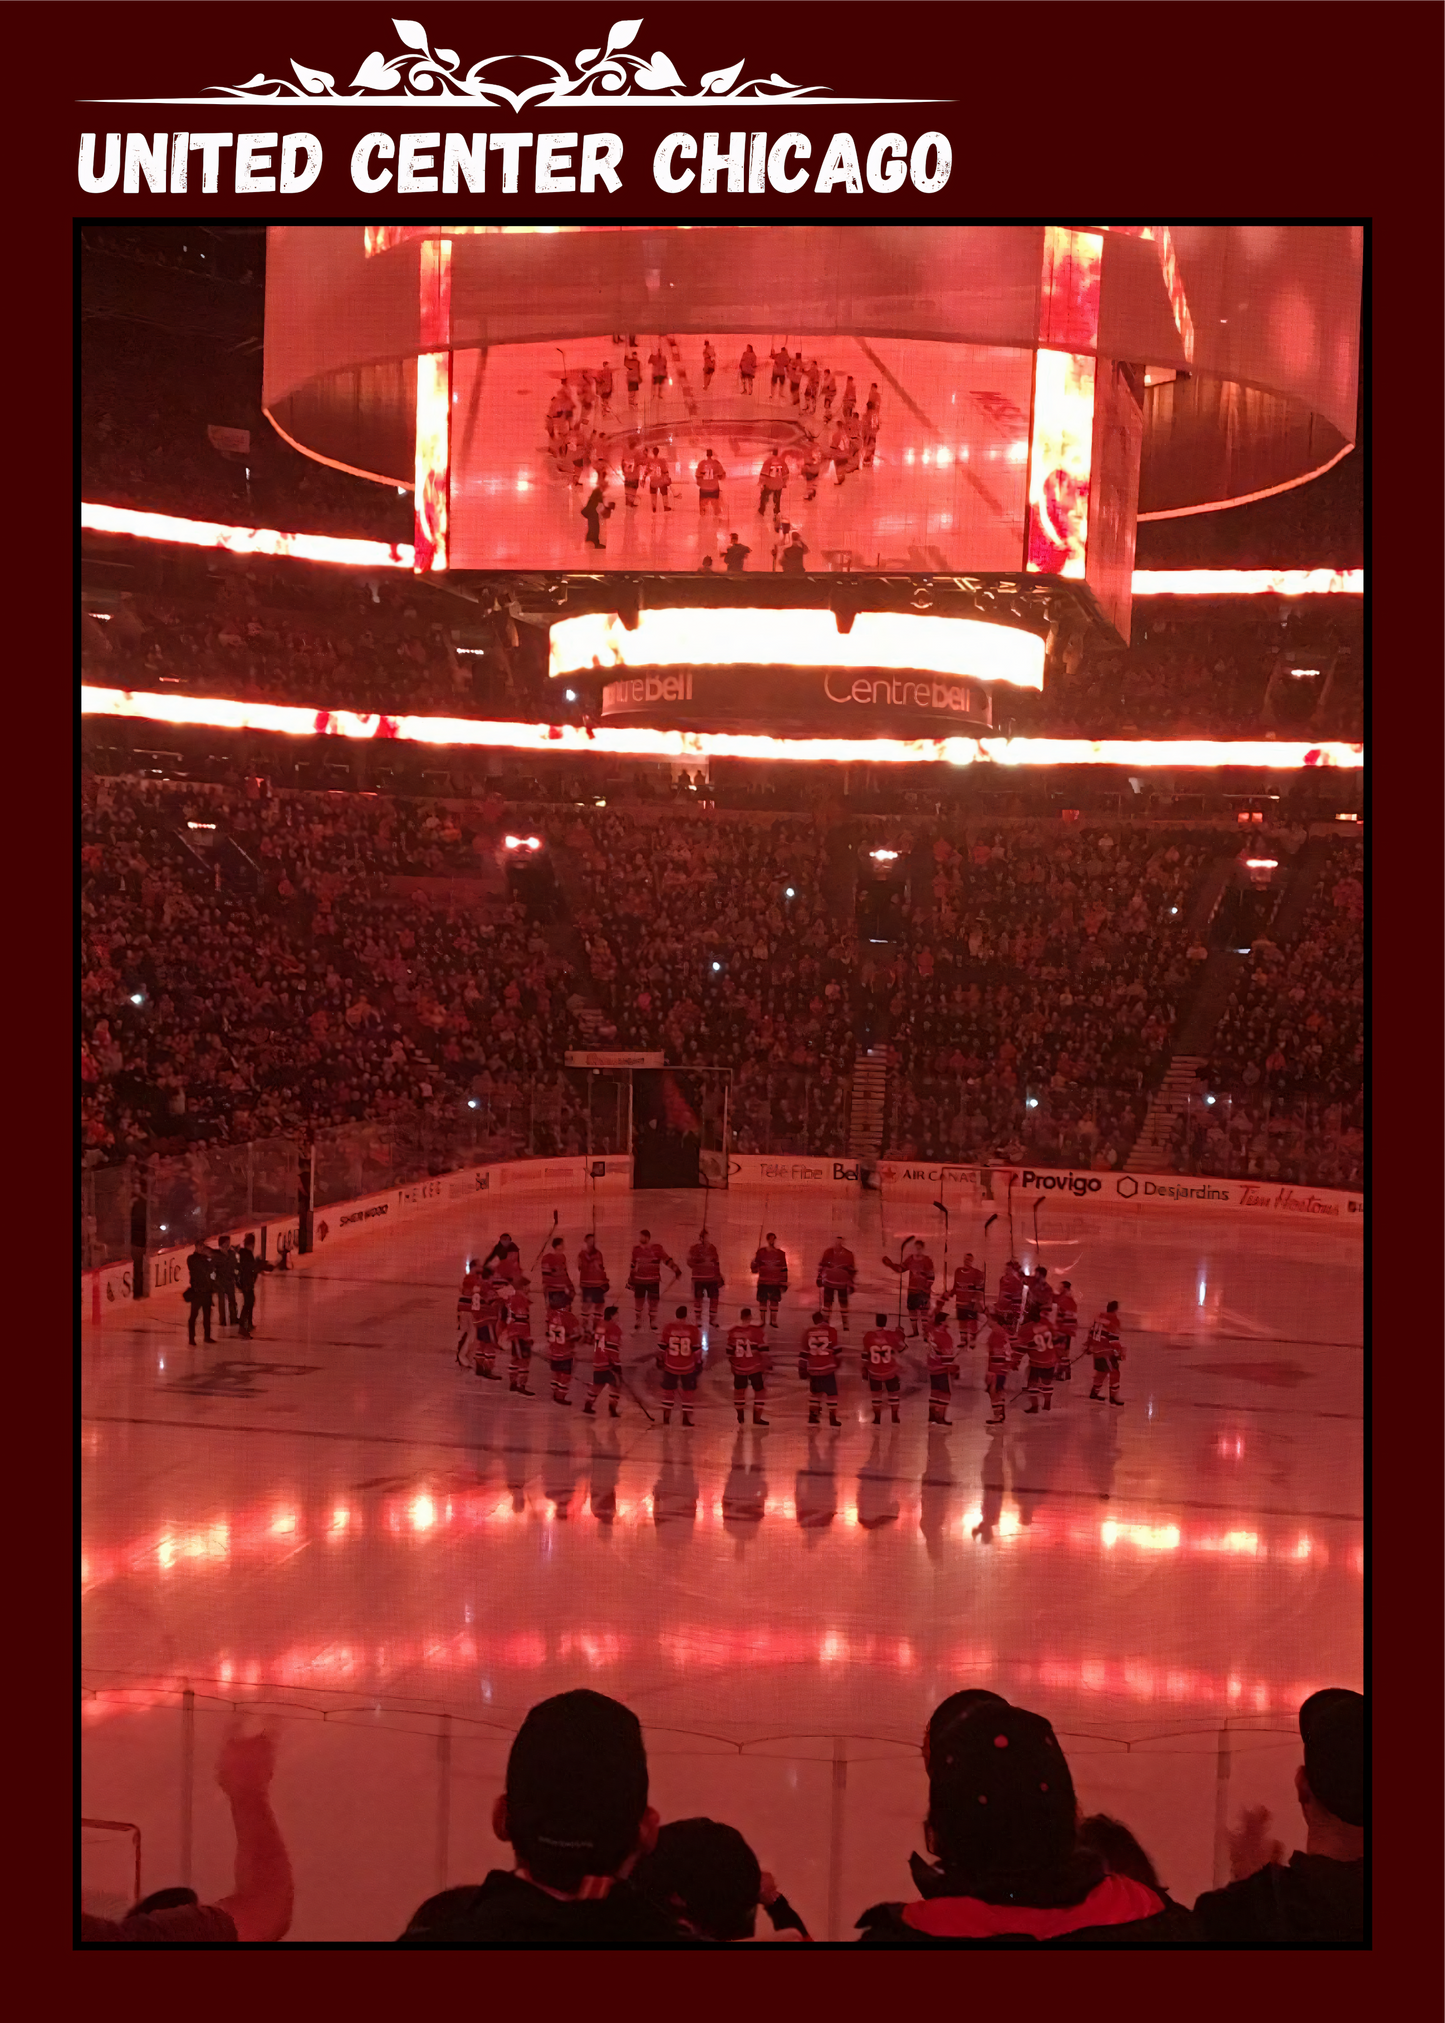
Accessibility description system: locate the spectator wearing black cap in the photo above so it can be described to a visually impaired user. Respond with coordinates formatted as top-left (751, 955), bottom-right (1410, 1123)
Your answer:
top-left (397, 1691), bottom-right (684, 1944)
top-left (633, 1819), bottom-right (811, 1942)
top-left (858, 1693), bottom-right (1197, 1944)
top-left (1191, 1688), bottom-right (1366, 1943)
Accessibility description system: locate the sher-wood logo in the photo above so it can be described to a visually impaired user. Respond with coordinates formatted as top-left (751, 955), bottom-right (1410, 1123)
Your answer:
top-left (339, 1202), bottom-right (389, 1228)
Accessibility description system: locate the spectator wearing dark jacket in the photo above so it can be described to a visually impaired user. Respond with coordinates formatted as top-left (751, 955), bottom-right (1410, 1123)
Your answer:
top-left (633, 1819), bottom-right (811, 1941)
top-left (857, 1695), bottom-right (1197, 1945)
top-left (185, 1239), bottom-right (214, 1344)
top-left (397, 1691), bottom-right (683, 1945)
top-left (1192, 1689), bottom-right (1365, 1943)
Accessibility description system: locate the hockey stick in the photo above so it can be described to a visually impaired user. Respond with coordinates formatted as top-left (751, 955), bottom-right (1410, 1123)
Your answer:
top-left (933, 1199), bottom-right (949, 1311)
top-left (619, 1363), bottom-right (657, 1424)
top-left (531, 1209), bottom-right (559, 1273)
top-left (892, 1234), bottom-right (918, 1329)
top-left (1006, 1173), bottom-right (1016, 1260)
top-left (982, 1211), bottom-right (998, 1314)
top-left (1031, 1198), bottom-right (1043, 1261)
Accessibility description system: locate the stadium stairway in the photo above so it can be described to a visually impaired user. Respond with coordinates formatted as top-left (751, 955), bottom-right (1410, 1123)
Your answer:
top-left (848, 1048), bottom-right (892, 1160)
top-left (1261, 832), bottom-right (1334, 944)
top-left (1123, 1054), bottom-right (1206, 1172)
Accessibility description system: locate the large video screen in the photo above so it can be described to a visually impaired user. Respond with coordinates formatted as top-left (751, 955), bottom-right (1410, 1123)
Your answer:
top-left (444, 337), bottom-right (1033, 574)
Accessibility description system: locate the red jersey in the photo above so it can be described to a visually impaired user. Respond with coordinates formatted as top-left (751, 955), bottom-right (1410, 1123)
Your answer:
top-left (590, 1317), bottom-right (623, 1372)
top-left (474, 1284), bottom-right (506, 1332)
top-left (759, 453), bottom-right (790, 486)
top-left (889, 1250), bottom-right (936, 1295)
top-left (982, 1319), bottom-right (1013, 1373)
top-left (687, 1240), bottom-right (722, 1282)
top-left (726, 1323), bottom-right (768, 1375)
top-left (694, 456), bottom-right (727, 486)
top-left (751, 1244), bottom-right (789, 1286)
top-left (544, 1309), bottom-right (582, 1357)
top-left (997, 1266), bottom-right (1025, 1314)
top-left (541, 1251), bottom-right (574, 1297)
top-left (952, 1262), bottom-right (985, 1308)
top-left (1018, 1318), bottom-right (1056, 1367)
top-left (924, 1322), bottom-right (958, 1378)
top-left (505, 1284), bottom-right (532, 1331)
top-left (818, 1244), bottom-right (856, 1288)
top-left (1087, 1310), bottom-right (1124, 1356)
top-left (1052, 1288), bottom-right (1078, 1336)
top-left (577, 1246), bottom-right (609, 1290)
top-left (457, 1267), bottom-right (484, 1311)
top-left (630, 1242), bottom-right (676, 1286)
top-left (501, 1314), bottom-right (532, 1353)
top-left (862, 1327), bottom-right (906, 1378)
top-left (800, 1322), bottom-right (840, 1375)
top-left (659, 1318), bottom-right (703, 1375)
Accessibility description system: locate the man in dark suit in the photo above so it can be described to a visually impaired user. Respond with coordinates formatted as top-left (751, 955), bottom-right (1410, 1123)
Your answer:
top-left (235, 1232), bottom-right (273, 1341)
top-left (186, 1239), bottom-right (215, 1345)
top-left (213, 1234), bottom-right (239, 1328)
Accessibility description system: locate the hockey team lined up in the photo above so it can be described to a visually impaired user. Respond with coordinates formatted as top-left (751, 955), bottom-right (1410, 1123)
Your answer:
top-left (453, 1226), bottom-right (1126, 1430)
top-left (542, 336), bottom-right (884, 557)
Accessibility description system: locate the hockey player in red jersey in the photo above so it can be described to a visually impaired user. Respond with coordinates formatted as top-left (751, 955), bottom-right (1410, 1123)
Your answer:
top-left (540, 1236), bottom-right (575, 1311)
top-left (577, 1234), bottom-right (610, 1313)
top-left (816, 1237), bottom-right (857, 1330)
top-left (922, 1308), bottom-right (960, 1426)
top-left (861, 1311), bottom-right (908, 1426)
top-left (503, 1278), bottom-right (535, 1395)
top-left (694, 449), bottom-right (727, 518)
top-left (798, 1309), bottom-right (843, 1428)
top-left (1051, 1278), bottom-right (1079, 1382)
top-left (1018, 1315), bottom-right (1058, 1414)
top-left (997, 1257), bottom-right (1026, 1345)
top-left (686, 1229), bottom-right (725, 1328)
top-left (750, 1233), bottom-right (789, 1327)
top-left (582, 1304), bottom-right (624, 1418)
top-left (628, 1228), bottom-right (680, 1330)
top-left (456, 1257), bottom-right (485, 1361)
top-left (726, 1305), bottom-right (770, 1427)
top-left (950, 1252), bottom-right (986, 1345)
top-left (982, 1311), bottom-right (1012, 1429)
top-left (1086, 1301), bottom-right (1126, 1406)
top-left (657, 1305), bottom-right (704, 1426)
top-left (543, 1303), bottom-right (583, 1406)
top-left (884, 1244), bottom-right (936, 1335)
top-left (472, 1272), bottom-right (506, 1381)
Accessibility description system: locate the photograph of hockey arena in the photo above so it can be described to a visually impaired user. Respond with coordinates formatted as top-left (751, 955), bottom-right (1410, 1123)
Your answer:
top-left (81, 222), bottom-right (1364, 1945)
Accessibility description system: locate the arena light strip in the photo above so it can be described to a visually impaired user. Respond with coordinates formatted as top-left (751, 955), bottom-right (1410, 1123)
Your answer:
top-left (548, 609), bottom-right (1045, 688)
top-left (80, 687), bottom-right (1364, 770)
top-left (80, 506), bottom-right (1364, 597)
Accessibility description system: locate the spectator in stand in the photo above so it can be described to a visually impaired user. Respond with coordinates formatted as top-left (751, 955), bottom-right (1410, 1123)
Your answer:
top-left (632, 1819), bottom-right (812, 1941)
top-left (1191, 1689), bottom-right (1365, 1943)
top-left (856, 1694), bottom-right (1197, 1944)
top-left (397, 1691), bottom-right (683, 1944)
top-left (80, 1725), bottom-right (293, 1943)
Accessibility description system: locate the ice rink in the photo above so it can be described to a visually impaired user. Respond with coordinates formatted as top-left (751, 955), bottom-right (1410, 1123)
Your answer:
top-left (81, 1184), bottom-right (1364, 1940)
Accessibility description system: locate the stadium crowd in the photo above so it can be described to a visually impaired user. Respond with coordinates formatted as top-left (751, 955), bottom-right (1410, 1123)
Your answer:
top-left (81, 1682), bottom-right (1366, 1945)
top-left (1175, 839), bottom-right (1365, 1189)
top-left (875, 822), bottom-right (1217, 1166)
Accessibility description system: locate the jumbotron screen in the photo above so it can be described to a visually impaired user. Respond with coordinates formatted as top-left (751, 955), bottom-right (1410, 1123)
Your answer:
top-left (443, 337), bottom-right (1035, 574)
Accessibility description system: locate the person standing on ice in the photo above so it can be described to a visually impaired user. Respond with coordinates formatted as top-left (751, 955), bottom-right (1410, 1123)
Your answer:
top-left (686, 1228), bottom-right (724, 1328)
top-left (861, 1311), bottom-right (908, 1426)
top-left (923, 1308), bottom-right (960, 1426)
top-left (1051, 1278), bottom-right (1079, 1382)
top-left (581, 1305), bottom-right (624, 1418)
top-left (950, 1252), bottom-right (985, 1346)
top-left (982, 1311), bottom-right (1012, 1429)
top-left (997, 1257), bottom-right (1026, 1347)
top-left (577, 1234), bottom-right (609, 1315)
top-left (750, 1232), bottom-right (790, 1327)
top-left (1086, 1301), bottom-right (1126, 1406)
top-left (799, 1309), bottom-right (843, 1428)
top-left (739, 343), bottom-right (758, 394)
top-left (504, 1278), bottom-right (536, 1395)
top-left (628, 1228), bottom-right (680, 1331)
top-left (816, 1235), bottom-right (857, 1330)
top-left (541, 1235), bottom-right (575, 1311)
top-left (1018, 1314), bottom-right (1058, 1415)
top-left (726, 1305), bottom-right (770, 1427)
top-left (456, 1256), bottom-right (485, 1361)
top-left (544, 1302), bottom-right (583, 1406)
top-left (694, 448), bottom-right (727, 519)
top-left (701, 339), bottom-right (717, 390)
top-left (657, 1305), bottom-right (704, 1426)
top-left (884, 1243), bottom-right (937, 1336)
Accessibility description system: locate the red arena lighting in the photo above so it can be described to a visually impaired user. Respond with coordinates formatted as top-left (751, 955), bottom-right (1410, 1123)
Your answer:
top-left (79, 686), bottom-right (1364, 772)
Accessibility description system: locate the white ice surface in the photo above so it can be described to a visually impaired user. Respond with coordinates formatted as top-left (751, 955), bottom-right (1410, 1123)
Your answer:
top-left (81, 1184), bottom-right (1363, 1939)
